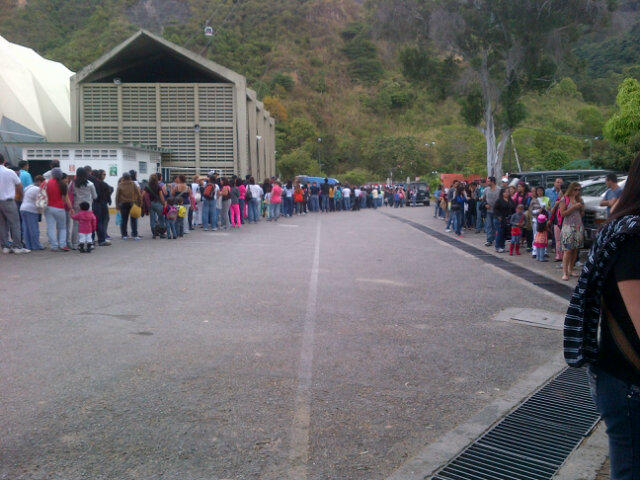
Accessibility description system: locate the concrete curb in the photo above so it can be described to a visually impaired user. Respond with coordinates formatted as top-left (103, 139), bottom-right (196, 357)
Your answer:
top-left (385, 351), bottom-right (567, 480)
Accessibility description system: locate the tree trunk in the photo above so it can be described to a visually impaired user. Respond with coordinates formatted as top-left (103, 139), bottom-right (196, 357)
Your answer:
top-left (479, 49), bottom-right (510, 179)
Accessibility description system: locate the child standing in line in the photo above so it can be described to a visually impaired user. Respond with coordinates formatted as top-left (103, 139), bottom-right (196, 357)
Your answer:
top-left (533, 214), bottom-right (549, 262)
top-left (176, 197), bottom-right (187, 237)
top-left (509, 204), bottom-right (525, 255)
top-left (164, 198), bottom-right (178, 239)
top-left (70, 202), bottom-right (97, 253)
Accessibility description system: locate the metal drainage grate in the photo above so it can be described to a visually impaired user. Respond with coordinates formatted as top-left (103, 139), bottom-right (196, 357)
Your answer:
top-left (432, 368), bottom-right (600, 480)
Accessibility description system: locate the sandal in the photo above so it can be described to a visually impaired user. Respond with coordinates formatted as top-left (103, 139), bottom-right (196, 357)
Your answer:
top-left (561, 275), bottom-right (569, 281)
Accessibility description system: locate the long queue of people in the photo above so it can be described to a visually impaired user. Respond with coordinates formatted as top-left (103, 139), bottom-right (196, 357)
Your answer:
top-left (432, 175), bottom-right (608, 281)
top-left (0, 155), bottom-right (416, 254)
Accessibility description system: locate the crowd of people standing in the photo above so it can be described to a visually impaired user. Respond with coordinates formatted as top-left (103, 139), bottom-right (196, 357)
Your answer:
top-left (0, 157), bottom-right (420, 253)
top-left (431, 174), bottom-right (614, 281)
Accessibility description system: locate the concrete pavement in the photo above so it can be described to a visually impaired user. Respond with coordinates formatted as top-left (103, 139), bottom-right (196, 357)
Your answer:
top-left (1, 208), bottom-right (568, 479)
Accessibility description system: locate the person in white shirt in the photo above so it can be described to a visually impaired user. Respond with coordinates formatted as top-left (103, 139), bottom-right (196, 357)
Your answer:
top-left (342, 186), bottom-right (351, 210)
top-left (246, 177), bottom-right (264, 223)
top-left (0, 154), bottom-right (28, 253)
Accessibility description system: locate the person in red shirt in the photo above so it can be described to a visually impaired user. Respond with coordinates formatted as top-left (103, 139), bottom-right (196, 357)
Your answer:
top-left (268, 181), bottom-right (282, 221)
top-left (70, 201), bottom-right (97, 253)
top-left (43, 168), bottom-right (73, 251)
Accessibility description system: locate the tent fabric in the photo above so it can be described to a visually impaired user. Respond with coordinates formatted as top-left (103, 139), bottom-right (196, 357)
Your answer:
top-left (0, 35), bottom-right (73, 142)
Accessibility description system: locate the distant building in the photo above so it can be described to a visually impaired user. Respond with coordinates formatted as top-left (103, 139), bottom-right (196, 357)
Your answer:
top-left (70, 29), bottom-right (275, 179)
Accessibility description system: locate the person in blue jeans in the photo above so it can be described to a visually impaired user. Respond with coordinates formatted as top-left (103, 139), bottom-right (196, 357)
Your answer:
top-left (567, 156), bottom-right (640, 480)
top-left (201, 176), bottom-right (218, 231)
top-left (310, 183), bottom-right (320, 212)
top-left (482, 177), bottom-right (500, 245)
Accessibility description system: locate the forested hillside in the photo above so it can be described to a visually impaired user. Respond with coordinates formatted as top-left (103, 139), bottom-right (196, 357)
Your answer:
top-left (2, 0), bottom-right (640, 181)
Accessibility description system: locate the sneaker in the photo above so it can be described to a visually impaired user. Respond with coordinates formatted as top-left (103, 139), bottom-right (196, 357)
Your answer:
top-left (59, 246), bottom-right (70, 252)
top-left (133, 236), bottom-right (141, 241)
top-left (105, 235), bottom-right (112, 240)
top-left (78, 244), bottom-right (85, 252)
top-left (121, 236), bottom-right (129, 240)
top-left (98, 241), bottom-right (112, 246)
top-left (445, 228), bottom-right (451, 232)
top-left (2, 247), bottom-right (11, 254)
top-left (496, 248), bottom-right (505, 253)
top-left (484, 242), bottom-right (493, 247)
top-left (14, 248), bottom-right (30, 254)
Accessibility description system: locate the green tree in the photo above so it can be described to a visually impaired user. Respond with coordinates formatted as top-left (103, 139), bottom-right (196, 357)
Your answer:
top-left (341, 22), bottom-right (383, 84)
top-left (378, 0), bottom-right (611, 177)
top-left (399, 45), bottom-right (459, 100)
top-left (277, 148), bottom-right (321, 179)
top-left (603, 77), bottom-right (640, 144)
top-left (542, 149), bottom-right (571, 170)
top-left (341, 168), bottom-right (374, 186)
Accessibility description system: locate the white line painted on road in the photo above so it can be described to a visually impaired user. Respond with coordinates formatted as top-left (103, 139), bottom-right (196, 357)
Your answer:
top-left (288, 218), bottom-right (321, 480)
top-left (356, 277), bottom-right (409, 287)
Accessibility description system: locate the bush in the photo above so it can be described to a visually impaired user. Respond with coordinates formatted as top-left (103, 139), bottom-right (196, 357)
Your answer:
top-left (341, 168), bottom-right (374, 186)
top-left (277, 148), bottom-right (321, 179)
top-left (542, 150), bottom-right (571, 170)
top-left (272, 73), bottom-right (295, 92)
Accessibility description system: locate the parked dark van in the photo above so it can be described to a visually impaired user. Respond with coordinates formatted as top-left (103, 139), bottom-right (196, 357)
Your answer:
top-left (507, 169), bottom-right (616, 188)
top-left (406, 182), bottom-right (430, 206)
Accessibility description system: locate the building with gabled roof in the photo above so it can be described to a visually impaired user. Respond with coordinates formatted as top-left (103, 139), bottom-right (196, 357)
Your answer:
top-left (70, 29), bottom-right (275, 178)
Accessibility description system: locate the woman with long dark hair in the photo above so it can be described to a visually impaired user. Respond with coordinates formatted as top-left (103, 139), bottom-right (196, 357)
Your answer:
top-left (493, 188), bottom-right (515, 253)
top-left (70, 167), bottom-right (97, 249)
top-left (565, 152), bottom-right (640, 480)
top-left (44, 168), bottom-right (72, 251)
top-left (559, 181), bottom-right (585, 281)
top-left (145, 174), bottom-right (166, 238)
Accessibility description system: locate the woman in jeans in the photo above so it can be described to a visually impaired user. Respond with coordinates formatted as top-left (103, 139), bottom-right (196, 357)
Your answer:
top-left (566, 152), bottom-right (640, 480)
top-left (43, 168), bottom-right (72, 251)
top-left (115, 172), bottom-right (142, 240)
top-left (493, 188), bottom-right (515, 253)
top-left (219, 178), bottom-right (231, 230)
top-left (451, 184), bottom-right (466, 236)
top-left (70, 167), bottom-right (97, 249)
top-left (246, 177), bottom-right (262, 223)
top-left (559, 181), bottom-right (585, 281)
top-left (144, 174), bottom-right (165, 238)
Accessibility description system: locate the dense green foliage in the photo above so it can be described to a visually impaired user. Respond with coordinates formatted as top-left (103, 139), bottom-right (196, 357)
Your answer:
top-left (2, 0), bottom-right (640, 179)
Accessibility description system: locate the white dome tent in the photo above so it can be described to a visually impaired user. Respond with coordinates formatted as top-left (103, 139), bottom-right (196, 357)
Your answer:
top-left (0, 34), bottom-right (73, 163)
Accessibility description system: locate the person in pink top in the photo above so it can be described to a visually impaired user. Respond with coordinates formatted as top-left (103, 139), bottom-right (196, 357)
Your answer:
top-left (70, 201), bottom-right (97, 253)
top-left (268, 181), bottom-right (282, 221)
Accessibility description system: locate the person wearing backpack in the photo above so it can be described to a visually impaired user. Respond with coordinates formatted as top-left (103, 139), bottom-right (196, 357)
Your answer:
top-left (219, 178), bottom-right (231, 230)
top-left (115, 172), bottom-right (142, 241)
top-left (201, 175), bottom-right (219, 231)
top-left (163, 198), bottom-right (178, 239)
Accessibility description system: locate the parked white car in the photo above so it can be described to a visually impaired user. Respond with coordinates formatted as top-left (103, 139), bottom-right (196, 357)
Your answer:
top-left (580, 176), bottom-right (626, 245)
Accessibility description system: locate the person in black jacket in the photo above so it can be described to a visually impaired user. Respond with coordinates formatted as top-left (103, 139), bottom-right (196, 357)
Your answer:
top-left (493, 188), bottom-right (515, 253)
top-left (89, 169), bottom-right (113, 246)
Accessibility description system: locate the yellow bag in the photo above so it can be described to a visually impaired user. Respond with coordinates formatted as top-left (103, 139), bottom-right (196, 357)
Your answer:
top-left (130, 203), bottom-right (142, 219)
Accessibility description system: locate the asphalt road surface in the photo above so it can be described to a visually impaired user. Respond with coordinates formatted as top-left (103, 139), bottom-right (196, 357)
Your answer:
top-left (0, 207), bottom-right (567, 480)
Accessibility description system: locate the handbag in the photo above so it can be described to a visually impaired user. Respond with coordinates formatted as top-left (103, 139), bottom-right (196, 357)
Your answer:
top-left (130, 203), bottom-right (142, 219)
top-left (35, 185), bottom-right (48, 212)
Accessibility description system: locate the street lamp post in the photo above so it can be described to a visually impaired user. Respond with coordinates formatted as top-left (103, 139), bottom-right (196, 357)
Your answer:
top-left (317, 137), bottom-right (322, 172)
